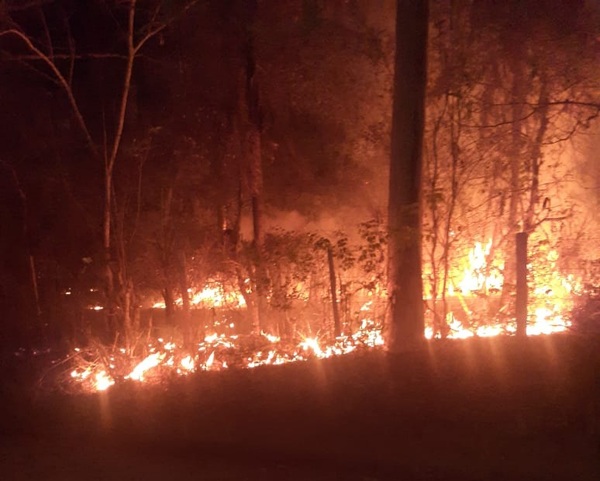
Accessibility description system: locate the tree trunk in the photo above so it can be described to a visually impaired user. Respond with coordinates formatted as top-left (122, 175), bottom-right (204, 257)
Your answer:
top-left (515, 232), bottom-right (528, 336)
top-left (524, 77), bottom-right (550, 232)
top-left (103, 0), bottom-right (137, 340)
top-left (387, 0), bottom-right (429, 351)
top-left (163, 285), bottom-right (175, 324)
top-left (179, 251), bottom-right (192, 348)
top-left (327, 245), bottom-right (341, 337)
top-left (502, 58), bottom-right (525, 303)
top-left (241, 0), bottom-right (268, 335)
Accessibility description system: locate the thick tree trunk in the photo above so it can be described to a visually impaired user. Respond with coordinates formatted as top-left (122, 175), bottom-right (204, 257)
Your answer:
top-left (241, 0), bottom-right (268, 335)
top-left (387, 0), bottom-right (428, 351)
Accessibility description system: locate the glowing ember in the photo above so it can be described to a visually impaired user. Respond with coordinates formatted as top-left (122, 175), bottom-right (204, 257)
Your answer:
top-left (126, 352), bottom-right (166, 381)
top-left (68, 317), bottom-right (386, 392)
top-left (299, 337), bottom-right (324, 356)
top-left (261, 332), bottom-right (281, 343)
top-left (152, 281), bottom-right (246, 309)
top-left (95, 371), bottom-right (115, 391)
top-left (205, 351), bottom-right (215, 370)
top-left (180, 355), bottom-right (195, 372)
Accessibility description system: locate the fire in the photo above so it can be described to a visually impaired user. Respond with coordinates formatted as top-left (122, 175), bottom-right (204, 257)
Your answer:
top-left (455, 240), bottom-right (504, 295)
top-left (95, 371), bottom-right (115, 391)
top-left (66, 240), bottom-right (580, 393)
top-left (205, 351), bottom-right (215, 370)
top-left (299, 337), bottom-right (324, 356)
top-left (126, 352), bottom-right (166, 381)
top-left (427, 238), bottom-right (575, 339)
top-left (180, 355), bottom-right (195, 372)
top-left (68, 319), bottom-right (385, 392)
top-left (152, 281), bottom-right (246, 309)
top-left (190, 285), bottom-right (246, 308)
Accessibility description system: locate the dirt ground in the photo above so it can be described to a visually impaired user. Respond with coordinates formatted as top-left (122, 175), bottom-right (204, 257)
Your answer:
top-left (1, 334), bottom-right (599, 480)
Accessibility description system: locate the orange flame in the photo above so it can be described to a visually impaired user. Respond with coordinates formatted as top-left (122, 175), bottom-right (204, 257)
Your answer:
top-left (69, 241), bottom-right (579, 393)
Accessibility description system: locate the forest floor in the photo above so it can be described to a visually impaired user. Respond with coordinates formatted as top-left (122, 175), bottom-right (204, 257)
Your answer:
top-left (1, 334), bottom-right (599, 480)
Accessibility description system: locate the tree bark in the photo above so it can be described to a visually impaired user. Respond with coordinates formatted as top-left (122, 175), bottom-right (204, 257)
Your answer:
top-left (327, 245), bottom-right (341, 337)
top-left (524, 78), bottom-right (550, 233)
top-left (515, 232), bottom-right (528, 336)
top-left (387, 0), bottom-right (429, 351)
top-left (501, 56), bottom-right (525, 303)
top-left (103, 0), bottom-right (137, 332)
top-left (241, 0), bottom-right (268, 335)
top-left (179, 250), bottom-right (192, 348)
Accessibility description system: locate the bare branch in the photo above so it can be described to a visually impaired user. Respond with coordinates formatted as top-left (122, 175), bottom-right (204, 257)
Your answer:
top-left (0, 28), bottom-right (98, 156)
top-left (460, 108), bottom-right (538, 129)
top-left (38, 5), bottom-right (54, 60)
top-left (0, 159), bottom-right (26, 203)
top-left (60, 3), bottom-right (75, 85)
top-left (3, 52), bottom-right (129, 60)
top-left (134, 0), bottom-right (199, 54)
top-left (541, 99), bottom-right (600, 110)
top-left (13, 55), bottom-right (60, 86)
top-left (107, 0), bottom-right (136, 173)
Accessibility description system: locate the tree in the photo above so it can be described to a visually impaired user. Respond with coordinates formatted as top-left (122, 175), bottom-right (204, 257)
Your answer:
top-left (0, 0), bottom-right (198, 347)
top-left (387, 0), bottom-right (429, 351)
top-left (421, 0), bottom-right (600, 337)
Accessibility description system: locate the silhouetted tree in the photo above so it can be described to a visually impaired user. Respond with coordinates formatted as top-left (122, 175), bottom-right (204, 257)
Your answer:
top-left (387, 0), bottom-right (429, 351)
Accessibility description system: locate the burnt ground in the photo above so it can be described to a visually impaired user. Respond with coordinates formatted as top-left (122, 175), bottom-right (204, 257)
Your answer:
top-left (1, 334), bottom-right (599, 480)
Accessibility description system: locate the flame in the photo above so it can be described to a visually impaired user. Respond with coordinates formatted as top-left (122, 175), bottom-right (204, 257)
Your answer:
top-left (299, 337), bottom-right (324, 356)
top-left (456, 240), bottom-right (504, 295)
top-left (125, 352), bottom-right (166, 381)
top-left (153, 281), bottom-right (246, 309)
top-left (69, 317), bottom-right (385, 392)
top-left (204, 351), bottom-right (215, 370)
top-left (426, 238), bottom-right (575, 339)
top-left (180, 355), bottom-right (195, 372)
top-left (67, 239), bottom-right (580, 393)
top-left (190, 285), bottom-right (246, 308)
top-left (95, 370), bottom-right (115, 391)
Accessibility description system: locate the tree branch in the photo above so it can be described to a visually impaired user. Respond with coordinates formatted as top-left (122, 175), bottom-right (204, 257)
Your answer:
top-left (3, 52), bottom-right (130, 60)
top-left (134, 0), bottom-right (199, 54)
top-left (0, 28), bottom-right (98, 157)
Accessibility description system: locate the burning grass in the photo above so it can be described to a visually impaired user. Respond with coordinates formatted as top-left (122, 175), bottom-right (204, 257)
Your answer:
top-left (58, 238), bottom-right (589, 393)
top-left (66, 319), bottom-right (385, 393)
top-left (64, 309), bottom-right (574, 393)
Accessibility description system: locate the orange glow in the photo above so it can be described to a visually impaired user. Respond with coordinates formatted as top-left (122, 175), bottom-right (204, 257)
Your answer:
top-left (126, 352), bottom-right (166, 381)
top-left (94, 370), bottom-right (115, 391)
top-left (67, 241), bottom-right (579, 393)
top-left (455, 240), bottom-right (504, 295)
top-left (152, 281), bottom-right (245, 309)
top-left (69, 318), bottom-right (385, 392)
top-left (426, 238), bottom-right (574, 339)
